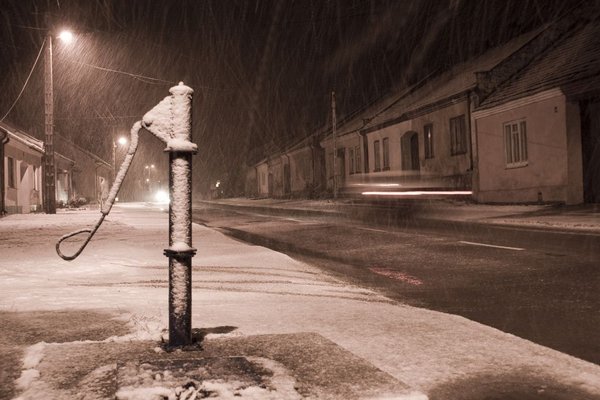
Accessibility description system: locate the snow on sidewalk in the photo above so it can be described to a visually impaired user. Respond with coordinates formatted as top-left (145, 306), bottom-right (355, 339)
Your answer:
top-left (1, 203), bottom-right (600, 398)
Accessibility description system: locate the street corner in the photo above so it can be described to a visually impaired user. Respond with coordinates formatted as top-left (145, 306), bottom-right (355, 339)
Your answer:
top-left (10, 331), bottom-right (425, 400)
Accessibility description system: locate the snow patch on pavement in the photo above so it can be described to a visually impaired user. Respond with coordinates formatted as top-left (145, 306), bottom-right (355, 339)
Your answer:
top-left (115, 357), bottom-right (301, 400)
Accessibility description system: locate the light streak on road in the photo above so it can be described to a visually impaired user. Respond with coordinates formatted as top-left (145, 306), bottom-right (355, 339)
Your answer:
top-left (362, 191), bottom-right (473, 197)
top-left (459, 241), bottom-right (525, 251)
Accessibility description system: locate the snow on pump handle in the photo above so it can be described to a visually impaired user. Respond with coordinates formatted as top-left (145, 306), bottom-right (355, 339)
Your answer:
top-left (56, 82), bottom-right (198, 347)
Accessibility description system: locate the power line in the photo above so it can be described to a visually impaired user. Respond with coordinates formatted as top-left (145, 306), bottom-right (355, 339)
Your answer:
top-left (65, 59), bottom-right (176, 85)
top-left (0, 38), bottom-right (46, 123)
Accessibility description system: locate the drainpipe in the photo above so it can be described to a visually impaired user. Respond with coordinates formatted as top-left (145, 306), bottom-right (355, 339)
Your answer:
top-left (466, 92), bottom-right (475, 193)
top-left (0, 130), bottom-right (9, 215)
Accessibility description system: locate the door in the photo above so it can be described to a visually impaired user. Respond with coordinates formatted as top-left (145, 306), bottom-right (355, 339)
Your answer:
top-left (581, 100), bottom-right (600, 203)
top-left (401, 131), bottom-right (420, 171)
top-left (283, 164), bottom-right (291, 196)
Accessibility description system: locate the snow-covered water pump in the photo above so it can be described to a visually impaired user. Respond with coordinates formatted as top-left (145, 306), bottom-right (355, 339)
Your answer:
top-left (56, 82), bottom-right (198, 347)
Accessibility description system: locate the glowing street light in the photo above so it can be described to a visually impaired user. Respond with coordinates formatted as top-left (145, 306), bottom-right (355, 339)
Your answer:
top-left (112, 135), bottom-right (128, 182)
top-left (58, 30), bottom-right (74, 44)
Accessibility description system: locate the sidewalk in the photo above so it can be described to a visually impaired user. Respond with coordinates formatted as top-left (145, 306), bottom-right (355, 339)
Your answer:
top-left (1, 203), bottom-right (600, 399)
top-left (200, 197), bottom-right (600, 234)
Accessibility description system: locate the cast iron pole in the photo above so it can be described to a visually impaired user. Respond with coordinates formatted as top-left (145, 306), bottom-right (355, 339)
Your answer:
top-left (163, 84), bottom-right (196, 347)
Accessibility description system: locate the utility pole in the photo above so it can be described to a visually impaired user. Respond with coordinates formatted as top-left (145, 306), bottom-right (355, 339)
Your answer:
top-left (43, 18), bottom-right (56, 214)
top-left (331, 91), bottom-right (337, 199)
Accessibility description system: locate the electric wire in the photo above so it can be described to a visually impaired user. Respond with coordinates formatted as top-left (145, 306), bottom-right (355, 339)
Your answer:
top-left (65, 59), bottom-right (176, 85)
top-left (0, 38), bottom-right (46, 123)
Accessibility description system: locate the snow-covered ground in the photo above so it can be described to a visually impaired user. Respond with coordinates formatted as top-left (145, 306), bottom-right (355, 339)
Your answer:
top-left (2, 203), bottom-right (600, 399)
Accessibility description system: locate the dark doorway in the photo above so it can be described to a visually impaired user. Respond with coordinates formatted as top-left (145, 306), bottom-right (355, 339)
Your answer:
top-left (580, 100), bottom-right (600, 203)
top-left (283, 164), bottom-right (291, 196)
top-left (401, 131), bottom-right (420, 171)
top-left (337, 148), bottom-right (346, 186)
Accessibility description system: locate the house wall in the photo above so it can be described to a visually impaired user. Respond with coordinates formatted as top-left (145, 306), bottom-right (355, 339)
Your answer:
top-left (366, 119), bottom-right (412, 175)
top-left (3, 141), bottom-right (43, 214)
top-left (268, 157), bottom-right (284, 197)
top-left (245, 167), bottom-right (258, 198)
top-left (322, 133), bottom-right (361, 191)
top-left (566, 101), bottom-right (584, 205)
top-left (474, 90), bottom-right (583, 204)
top-left (364, 100), bottom-right (472, 188)
top-left (256, 163), bottom-right (269, 196)
top-left (55, 155), bottom-right (74, 204)
top-left (413, 101), bottom-right (472, 183)
top-left (288, 146), bottom-right (314, 196)
top-left (55, 136), bottom-right (111, 203)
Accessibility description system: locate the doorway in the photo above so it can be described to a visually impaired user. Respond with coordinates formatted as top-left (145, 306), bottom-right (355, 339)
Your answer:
top-left (401, 131), bottom-right (420, 171)
top-left (581, 100), bottom-right (600, 203)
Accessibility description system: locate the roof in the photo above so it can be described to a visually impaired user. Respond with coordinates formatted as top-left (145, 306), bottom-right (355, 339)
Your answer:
top-left (479, 19), bottom-right (600, 109)
top-left (0, 121), bottom-right (44, 154)
top-left (360, 28), bottom-right (544, 132)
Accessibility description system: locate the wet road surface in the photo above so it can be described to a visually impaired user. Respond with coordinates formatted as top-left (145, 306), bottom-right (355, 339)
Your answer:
top-left (192, 204), bottom-right (600, 365)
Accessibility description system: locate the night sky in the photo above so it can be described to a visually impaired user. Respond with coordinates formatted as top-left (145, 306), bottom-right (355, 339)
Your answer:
top-left (0, 0), bottom-right (576, 194)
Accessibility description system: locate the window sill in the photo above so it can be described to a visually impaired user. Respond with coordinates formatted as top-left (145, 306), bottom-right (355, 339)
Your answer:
top-left (506, 162), bottom-right (528, 169)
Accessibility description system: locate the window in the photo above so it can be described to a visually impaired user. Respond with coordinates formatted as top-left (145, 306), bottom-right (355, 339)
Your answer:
top-left (382, 138), bottom-right (390, 170)
top-left (7, 157), bottom-right (15, 188)
top-left (349, 148), bottom-right (355, 174)
top-left (504, 120), bottom-right (528, 167)
top-left (374, 140), bottom-right (381, 171)
top-left (355, 146), bottom-right (361, 174)
top-left (450, 115), bottom-right (467, 155)
top-left (424, 124), bottom-right (434, 159)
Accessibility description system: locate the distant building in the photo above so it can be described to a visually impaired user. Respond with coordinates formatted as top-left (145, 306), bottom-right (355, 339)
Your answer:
top-left (247, 135), bottom-right (325, 199)
top-left (1, 121), bottom-right (113, 215)
top-left (326, 29), bottom-right (541, 197)
top-left (247, 7), bottom-right (599, 205)
top-left (1, 122), bottom-right (44, 214)
top-left (54, 135), bottom-right (112, 205)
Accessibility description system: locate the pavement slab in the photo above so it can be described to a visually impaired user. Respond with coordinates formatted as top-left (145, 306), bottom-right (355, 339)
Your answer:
top-left (15, 333), bottom-right (418, 400)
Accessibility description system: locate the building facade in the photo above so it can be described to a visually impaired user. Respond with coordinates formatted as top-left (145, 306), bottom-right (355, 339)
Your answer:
top-left (246, 9), bottom-right (599, 205)
top-left (1, 123), bottom-right (44, 214)
top-left (473, 19), bottom-right (600, 204)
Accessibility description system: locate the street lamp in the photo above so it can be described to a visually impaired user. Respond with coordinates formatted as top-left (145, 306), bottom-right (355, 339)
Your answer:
top-left (43, 26), bottom-right (73, 214)
top-left (112, 135), bottom-right (128, 183)
top-left (58, 30), bottom-right (74, 44)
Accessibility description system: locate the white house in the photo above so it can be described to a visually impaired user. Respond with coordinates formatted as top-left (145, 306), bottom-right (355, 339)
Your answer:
top-left (473, 19), bottom-right (600, 204)
top-left (1, 122), bottom-right (44, 214)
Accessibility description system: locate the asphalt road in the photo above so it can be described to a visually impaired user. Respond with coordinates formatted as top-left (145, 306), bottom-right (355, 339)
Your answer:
top-left (192, 203), bottom-right (600, 366)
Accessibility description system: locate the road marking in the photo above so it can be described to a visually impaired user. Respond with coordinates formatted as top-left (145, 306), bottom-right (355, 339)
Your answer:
top-left (459, 241), bottom-right (525, 251)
